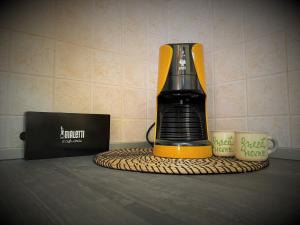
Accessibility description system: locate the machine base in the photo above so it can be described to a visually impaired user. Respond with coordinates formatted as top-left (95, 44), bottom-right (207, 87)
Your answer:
top-left (153, 144), bottom-right (212, 159)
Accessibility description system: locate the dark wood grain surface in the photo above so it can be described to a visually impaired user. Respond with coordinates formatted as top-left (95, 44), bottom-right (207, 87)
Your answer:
top-left (0, 157), bottom-right (299, 225)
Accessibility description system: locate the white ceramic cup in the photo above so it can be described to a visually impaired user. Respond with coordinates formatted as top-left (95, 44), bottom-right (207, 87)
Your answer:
top-left (235, 132), bottom-right (278, 161)
top-left (210, 131), bottom-right (235, 157)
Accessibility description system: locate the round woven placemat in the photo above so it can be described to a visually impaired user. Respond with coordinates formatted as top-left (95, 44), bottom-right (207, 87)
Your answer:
top-left (94, 148), bottom-right (269, 175)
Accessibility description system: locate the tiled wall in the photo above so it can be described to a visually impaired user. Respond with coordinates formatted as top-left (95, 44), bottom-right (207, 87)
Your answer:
top-left (0, 0), bottom-right (299, 159)
top-left (209, 0), bottom-right (300, 151)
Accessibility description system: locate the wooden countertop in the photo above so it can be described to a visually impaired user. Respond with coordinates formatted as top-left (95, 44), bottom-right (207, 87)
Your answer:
top-left (0, 157), bottom-right (299, 225)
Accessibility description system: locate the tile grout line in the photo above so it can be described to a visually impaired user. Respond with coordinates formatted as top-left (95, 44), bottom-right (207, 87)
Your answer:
top-left (3, 112), bottom-right (297, 120)
top-left (145, 1), bottom-right (150, 133)
top-left (90, 50), bottom-right (94, 114)
top-left (284, 31), bottom-right (293, 148)
top-left (0, 26), bottom-right (125, 57)
top-left (89, 0), bottom-right (95, 115)
top-left (210, 0), bottom-right (216, 130)
top-left (90, 1), bottom-right (97, 116)
top-left (6, 29), bottom-right (13, 116)
top-left (52, 39), bottom-right (56, 113)
top-left (52, 1), bottom-right (57, 112)
top-left (4, 70), bottom-right (150, 90)
top-left (120, 3), bottom-right (125, 142)
top-left (0, 26), bottom-right (154, 64)
top-left (215, 114), bottom-right (295, 119)
top-left (211, 71), bottom-right (290, 88)
top-left (241, 0), bottom-right (249, 131)
top-left (245, 71), bottom-right (290, 80)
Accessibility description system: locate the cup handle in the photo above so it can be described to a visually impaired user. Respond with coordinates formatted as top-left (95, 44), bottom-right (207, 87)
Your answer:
top-left (267, 136), bottom-right (278, 154)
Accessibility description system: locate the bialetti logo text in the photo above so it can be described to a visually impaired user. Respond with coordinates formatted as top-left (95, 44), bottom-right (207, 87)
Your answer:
top-left (178, 49), bottom-right (187, 71)
top-left (60, 126), bottom-right (85, 144)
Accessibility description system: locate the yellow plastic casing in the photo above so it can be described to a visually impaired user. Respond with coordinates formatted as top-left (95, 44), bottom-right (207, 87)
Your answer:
top-left (153, 43), bottom-right (212, 159)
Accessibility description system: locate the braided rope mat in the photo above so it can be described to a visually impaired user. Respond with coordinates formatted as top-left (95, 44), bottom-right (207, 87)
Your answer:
top-left (94, 148), bottom-right (269, 175)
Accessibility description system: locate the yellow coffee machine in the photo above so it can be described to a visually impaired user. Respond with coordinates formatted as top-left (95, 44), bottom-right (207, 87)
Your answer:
top-left (150, 43), bottom-right (212, 158)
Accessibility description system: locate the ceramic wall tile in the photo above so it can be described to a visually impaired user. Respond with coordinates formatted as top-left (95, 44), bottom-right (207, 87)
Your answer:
top-left (208, 119), bottom-right (216, 132)
top-left (55, 0), bottom-right (94, 47)
top-left (166, 1), bottom-right (189, 41)
top-left (54, 79), bottom-right (91, 113)
top-left (94, 0), bottom-right (122, 24)
top-left (204, 52), bottom-right (213, 86)
top-left (123, 88), bottom-right (146, 119)
top-left (0, 148), bottom-right (24, 160)
top-left (214, 44), bottom-right (244, 84)
top-left (10, 0), bottom-right (56, 38)
top-left (122, 119), bottom-right (146, 142)
top-left (122, 0), bottom-right (148, 59)
top-left (93, 50), bottom-right (122, 86)
top-left (248, 116), bottom-right (290, 148)
top-left (288, 70), bottom-right (300, 115)
top-left (0, 117), bottom-right (7, 148)
top-left (215, 118), bottom-right (247, 131)
top-left (247, 74), bottom-right (289, 116)
top-left (147, 90), bottom-right (156, 120)
top-left (215, 81), bottom-right (246, 117)
top-left (0, 116), bottom-right (23, 148)
top-left (11, 32), bottom-right (54, 76)
top-left (286, 29), bottom-right (300, 44)
top-left (148, 0), bottom-right (168, 36)
top-left (147, 62), bottom-right (158, 91)
top-left (212, 0), bottom-right (243, 50)
top-left (246, 33), bottom-right (286, 78)
top-left (94, 18), bottom-right (122, 52)
top-left (244, 0), bottom-right (286, 41)
top-left (283, 5), bottom-right (300, 73)
top-left (196, 22), bottom-right (212, 54)
top-left (122, 0), bottom-right (148, 29)
top-left (291, 116), bottom-right (300, 148)
top-left (123, 26), bottom-right (147, 59)
top-left (148, 34), bottom-right (166, 64)
top-left (110, 119), bottom-right (122, 143)
top-left (287, 39), bottom-right (300, 71)
top-left (94, 0), bottom-right (122, 52)
top-left (0, 29), bottom-right (10, 71)
top-left (168, 0), bottom-right (211, 24)
top-left (0, 73), bottom-right (8, 114)
top-left (207, 86), bottom-right (214, 118)
top-left (8, 74), bottom-right (53, 115)
top-left (123, 56), bottom-right (147, 88)
top-left (55, 41), bottom-right (92, 81)
top-left (92, 85), bottom-right (123, 119)
top-left (6, 116), bottom-right (23, 148)
top-left (168, 0), bottom-right (211, 49)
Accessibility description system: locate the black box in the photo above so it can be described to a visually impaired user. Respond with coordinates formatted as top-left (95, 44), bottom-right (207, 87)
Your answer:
top-left (23, 112), bottom-right (110, 160)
